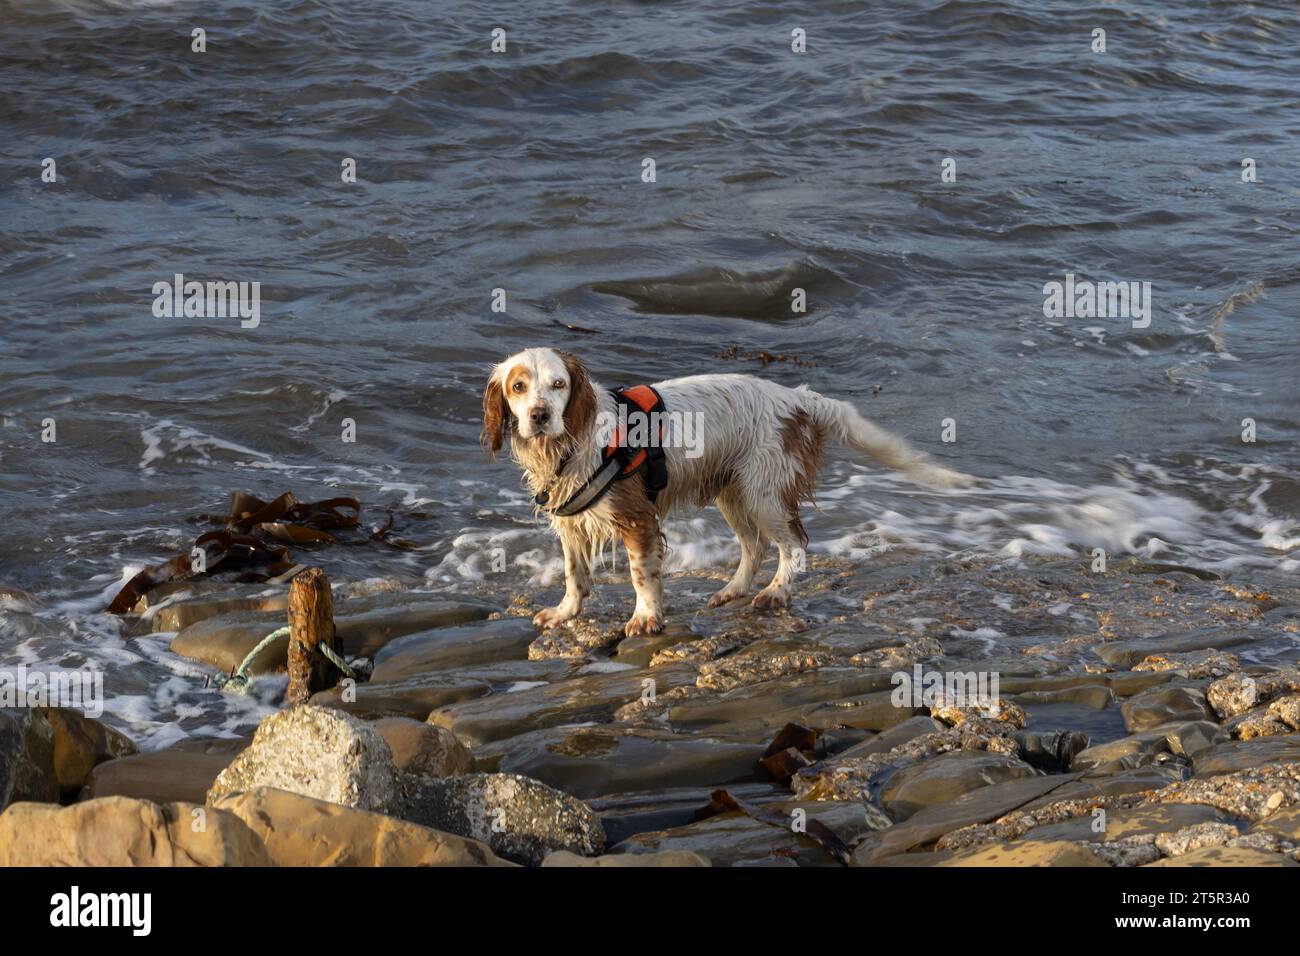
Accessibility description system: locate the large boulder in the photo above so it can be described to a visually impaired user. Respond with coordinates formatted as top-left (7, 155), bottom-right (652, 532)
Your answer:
top-left (207, 706), bottom-right (397, 812)
top-left (0, 708), bottom-right (58, 809)
top-left (398, 772), bottom-right (604, 865)
top-left (44, 708), bottom-right (137, 799)
top-left (0, 797), bottom-right (271, 866)
top-left (212, 787), bottom-right (514, 866)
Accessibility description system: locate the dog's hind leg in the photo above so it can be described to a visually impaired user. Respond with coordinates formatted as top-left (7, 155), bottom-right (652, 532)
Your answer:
top-left (750, 505), bottom-right (808, 610)
top-left (708, 487), bottom-right (769, 607)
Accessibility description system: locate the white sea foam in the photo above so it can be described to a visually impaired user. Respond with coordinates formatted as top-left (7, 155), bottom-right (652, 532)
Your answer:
top-left (506, 681), bottom-right (549, 693)
top-left (139, 420), bottom-right (274, 473)
top-left (428, 462), bottom-right (1299, 586)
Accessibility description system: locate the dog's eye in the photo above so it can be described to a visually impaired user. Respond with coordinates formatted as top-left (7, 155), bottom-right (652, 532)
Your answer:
top-left (512, 381), bottom-right (526, 393)
top-left (552, 379), bottom-right (567, 389)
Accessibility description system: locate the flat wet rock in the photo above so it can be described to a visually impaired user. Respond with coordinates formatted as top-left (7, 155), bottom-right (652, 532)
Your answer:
top-left (1192, 737), bottom-right (1300, 776)
top-left (657, 670), bottom-right (899, 733)
top-left (86, 738), bottom-right (248, 805)
top-left (427, 664), bottom-right (698, 747)
top-left (147, 587), bottom-right (289, 634)
top-left (1251, 805), bottom-right (1300, 841)
top-left (171, 593), bottom-right (498, 675)
top-left (928, 760), bottom-right (1300, 866)
top-left (1144, 846), bottom-right (1299, 867)
top-left (171, 609), bottom-right (288, 675)
top-left (1069, 721), bottom-right (1225, 773)
top-left (1120, 684), bottom-right (1212, 732)
top-left (853, 774), bottom-right (1075, 864)
top-left (1018, 765), bottom-right (1187, 811)
top-left (1024, 803), bottom-right (1227, 844)
top-left (613, 625), bottom-right (725, 668)
top-left (1094, 628), bottom-right (1255, 669)
top-left (371, 618), bottom-right (538, 678)
top-left (834, 716), bottom-right (946, 761)
top-left (1014, 684), bottom-right (1115, 710)
top-left (616, 798), bottom-right (887, 867)
top-left (476, 724), bottom-right (762, 799)
top-left (879, 751), bottom-right (1040, 820)
top-left (937, 839), bottom-right (1109, 867)
top-left (311, 673), bottom-right (492, 721)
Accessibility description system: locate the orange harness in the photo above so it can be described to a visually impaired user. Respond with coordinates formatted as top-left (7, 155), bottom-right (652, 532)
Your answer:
top-left (537, 385), bottom-right (669, 517)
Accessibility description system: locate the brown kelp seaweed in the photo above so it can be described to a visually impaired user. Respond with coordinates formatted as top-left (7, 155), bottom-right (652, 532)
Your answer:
top-left (106, 491), bottom-right (414, 614)
top-left (758, 722), bottom-right (819, 783)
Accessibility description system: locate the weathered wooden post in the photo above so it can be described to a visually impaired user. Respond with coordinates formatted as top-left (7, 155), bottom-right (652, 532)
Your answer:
top-left (285, 567), bottom-right (343, 706)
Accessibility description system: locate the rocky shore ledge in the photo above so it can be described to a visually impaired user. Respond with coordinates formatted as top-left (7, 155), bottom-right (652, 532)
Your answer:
top-left (4, 553), bottom-right (1300, 867)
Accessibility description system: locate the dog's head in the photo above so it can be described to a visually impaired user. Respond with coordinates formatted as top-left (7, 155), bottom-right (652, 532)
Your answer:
top-left (481, 347), bottom-right (596, 455)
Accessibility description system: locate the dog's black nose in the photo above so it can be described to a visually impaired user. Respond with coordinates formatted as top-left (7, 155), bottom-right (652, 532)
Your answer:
top-left (529, 406), bottom-right (550, 426)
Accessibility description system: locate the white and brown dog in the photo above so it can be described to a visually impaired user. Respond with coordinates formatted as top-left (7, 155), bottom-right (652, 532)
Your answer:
top-left (482, 347), bottom-right (967, 637)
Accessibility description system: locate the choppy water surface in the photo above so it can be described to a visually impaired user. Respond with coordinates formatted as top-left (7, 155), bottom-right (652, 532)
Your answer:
top-left (1, 0), bottom-right (1298, 741)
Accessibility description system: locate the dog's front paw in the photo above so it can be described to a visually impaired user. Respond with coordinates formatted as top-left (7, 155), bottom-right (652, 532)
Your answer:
top-left (533, 605), bottom-right (576, 630)
top-left (751, 587), bottom-right (791, 610)
top-left (623, 610), bottom-right (664, 637)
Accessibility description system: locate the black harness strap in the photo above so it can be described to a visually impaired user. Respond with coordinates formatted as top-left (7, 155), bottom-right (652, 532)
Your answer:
top-left (536, 386), bottom-right (668, 518)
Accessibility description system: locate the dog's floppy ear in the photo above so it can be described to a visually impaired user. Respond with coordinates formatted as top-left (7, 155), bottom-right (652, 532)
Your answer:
top-left (481, 368), bottom-right (509, 456)
top-left (559, 351), bottom-right (596, 440)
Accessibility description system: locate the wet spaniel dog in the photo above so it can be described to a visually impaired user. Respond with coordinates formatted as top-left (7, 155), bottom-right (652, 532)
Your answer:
top-left (481, 347), bottom-right (967, 637)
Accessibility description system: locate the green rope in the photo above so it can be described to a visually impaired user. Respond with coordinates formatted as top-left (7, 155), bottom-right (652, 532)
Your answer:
top-left (210, 626), bottom-right (289, 695)
top-left (209, 625), bottom-right (355, 693)
top-left (316, 639), bottom-right (357, 680)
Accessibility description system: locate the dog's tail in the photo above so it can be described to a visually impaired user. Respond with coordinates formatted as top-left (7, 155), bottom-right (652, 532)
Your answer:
top-left (800, 388), bottom-right (973, 489)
